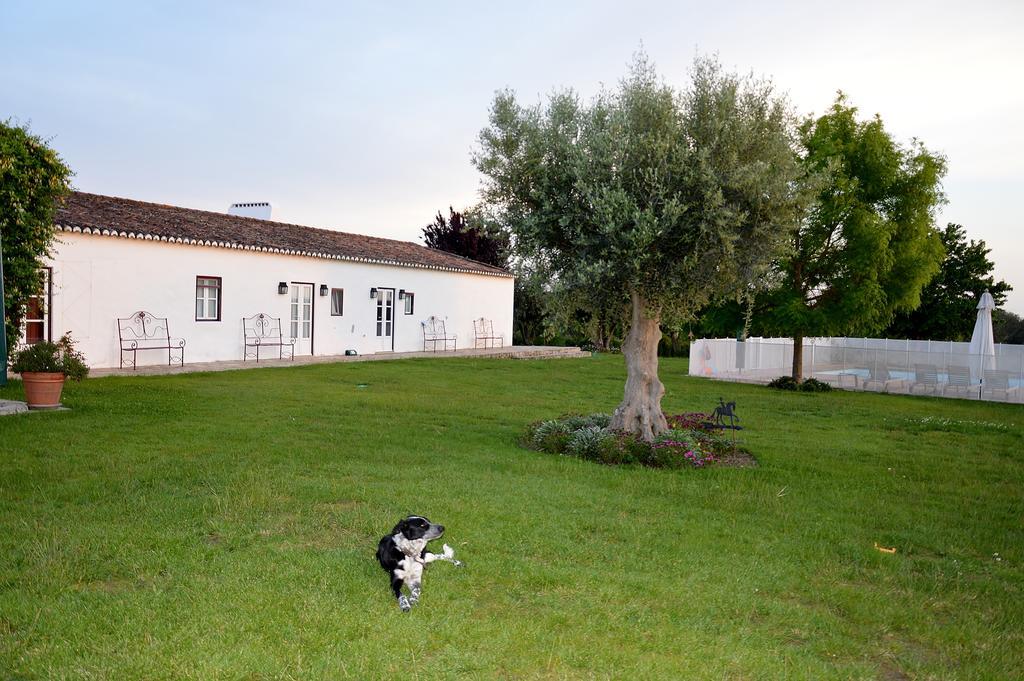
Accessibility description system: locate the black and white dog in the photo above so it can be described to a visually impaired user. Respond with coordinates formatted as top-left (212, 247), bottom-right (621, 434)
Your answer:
top-left (376, 515), bottom-right (463, 612)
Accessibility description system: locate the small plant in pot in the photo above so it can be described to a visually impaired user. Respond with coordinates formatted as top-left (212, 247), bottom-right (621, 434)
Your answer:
top-left (9, 333), bottom-right (89, 409)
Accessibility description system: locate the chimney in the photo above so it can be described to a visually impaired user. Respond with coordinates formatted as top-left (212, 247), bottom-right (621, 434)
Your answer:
top-left (228, 202), bottom-right (272, 220)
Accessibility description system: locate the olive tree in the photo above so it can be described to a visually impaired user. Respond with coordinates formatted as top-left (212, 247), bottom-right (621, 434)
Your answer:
top-left (474, 56), bottom-right (803, 440)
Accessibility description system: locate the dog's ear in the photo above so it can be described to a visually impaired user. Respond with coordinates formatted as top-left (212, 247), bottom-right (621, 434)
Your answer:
top-left (400, 517), bottom-right (427, 540)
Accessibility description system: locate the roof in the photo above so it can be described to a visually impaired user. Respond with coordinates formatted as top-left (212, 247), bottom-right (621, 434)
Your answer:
top-left (55, 192), bottom-right (512, 278)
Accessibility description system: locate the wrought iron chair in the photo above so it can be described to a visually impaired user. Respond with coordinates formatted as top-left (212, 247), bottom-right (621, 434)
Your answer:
top-left (472, 318), bottom-right (505, 349)
top-left (242, 313), bottom-right (296, 361)
top-left (422, 316), bottom-right (456, 352)
top-left (117, 311), bottom-right (185, 369)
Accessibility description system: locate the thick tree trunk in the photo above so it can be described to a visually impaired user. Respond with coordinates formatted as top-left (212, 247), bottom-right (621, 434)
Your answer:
top-left (610, 291), bottom-right (668, 441)
top-left (792, 333), bottom-right (804, 382)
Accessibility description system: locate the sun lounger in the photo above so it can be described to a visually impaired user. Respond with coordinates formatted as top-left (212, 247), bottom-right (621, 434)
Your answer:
top-left (911, 364), bottom-right (941, 395)
top-left (944, 365), bottom-right (973, 397)
top-left (861, 365), bottom-right (904, 392)
top-left (982, 370), bottom-right (1020, 401)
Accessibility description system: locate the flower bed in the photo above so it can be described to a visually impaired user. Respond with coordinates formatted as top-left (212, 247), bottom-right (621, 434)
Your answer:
top-left (522, 412), bottom-right (755, 469)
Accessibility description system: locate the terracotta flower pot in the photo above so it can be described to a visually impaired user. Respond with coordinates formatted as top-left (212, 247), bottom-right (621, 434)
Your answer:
top-left (21, 372), bottom-right (65, 410)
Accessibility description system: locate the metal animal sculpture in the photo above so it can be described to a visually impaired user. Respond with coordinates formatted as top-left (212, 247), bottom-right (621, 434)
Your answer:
top-left (712, 398), bottom-right (739, 429)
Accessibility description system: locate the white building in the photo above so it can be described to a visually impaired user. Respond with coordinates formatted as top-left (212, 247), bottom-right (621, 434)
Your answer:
top-left (35, 192), bottom-right (514, 368)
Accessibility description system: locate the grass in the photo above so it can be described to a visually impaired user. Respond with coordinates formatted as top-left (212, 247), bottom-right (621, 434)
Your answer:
top-left (0, 354), bottom-right (1022, 679)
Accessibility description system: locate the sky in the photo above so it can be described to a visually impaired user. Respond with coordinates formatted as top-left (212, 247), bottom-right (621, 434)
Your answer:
top-left (2, 0), bottom-right (1022, 314)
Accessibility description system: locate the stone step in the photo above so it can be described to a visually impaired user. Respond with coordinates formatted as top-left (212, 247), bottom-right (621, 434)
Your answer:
top-left (510, 348), bottom-right (591, 360)
top-left (0, 399), bottom-right (29, 416)
top-left (83, 345), bottom-right (591, 376)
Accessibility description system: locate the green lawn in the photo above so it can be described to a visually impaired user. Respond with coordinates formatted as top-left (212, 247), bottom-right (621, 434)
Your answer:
top-left (1, 355), bottom-right (1022, 679)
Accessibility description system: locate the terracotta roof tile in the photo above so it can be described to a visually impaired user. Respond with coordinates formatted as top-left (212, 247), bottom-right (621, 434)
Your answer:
top-left (55, 192), bottom-right (511, 278)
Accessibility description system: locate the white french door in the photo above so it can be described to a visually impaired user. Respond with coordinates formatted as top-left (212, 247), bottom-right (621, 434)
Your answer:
top-left (289, 283), bottom-right (313, 355)
top-left (375, 287), bottom-right (395, 352)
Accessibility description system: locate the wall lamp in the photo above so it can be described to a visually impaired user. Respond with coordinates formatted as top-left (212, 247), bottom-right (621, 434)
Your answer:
top-left (319, 284), bottom-right (329, 297)
top-left (278, 282), bottom-right (288, 295)
top-left (398, 289), bottom-right (406, 300)
top-left (370, 287), bottom-right (378, 299)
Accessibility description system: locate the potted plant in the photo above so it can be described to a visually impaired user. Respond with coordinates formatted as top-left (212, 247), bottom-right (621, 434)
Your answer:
top-left (9, 333), bottom-right (89, 409)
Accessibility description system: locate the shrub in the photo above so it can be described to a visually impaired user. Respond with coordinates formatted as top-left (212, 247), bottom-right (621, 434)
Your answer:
top-left (695, 429), bottom-right (731, 452)
top-left (566, 425), bottom-right (613, 460)
top-left (9, 333), bottom-right (89, 381)
top-left (559, 414), bottom-right (590, 431)
top-left (594, 433), bottom-right (639, 465)
top-left (767, 375), bottom-right (799, 390)
top-left (767, 376), bottom-right (832, 392)
top-left (799, 377), bottom-right (833, 392)
top-left (569, 428), bottom-right (598, 458)
top-left (524, 412), bottom-right (736, 469)
top-left (602, 431), bottom-right (653, 466)
top-left (650, 438), bottom-right (716, 468)
top-left (558, 413), bottom-right (610, 431)
top-left (650, 429), bottom-right (716, 468)
top-left (666, 412), bottom-right (714, 432)
top-left (531, 420), bottom-right (572, 453)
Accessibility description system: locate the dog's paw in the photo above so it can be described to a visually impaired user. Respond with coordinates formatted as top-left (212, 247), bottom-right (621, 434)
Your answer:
top-left (398, 595), bottom-right (411, 612)
top-left (442, 544), bottom-right (463, 566)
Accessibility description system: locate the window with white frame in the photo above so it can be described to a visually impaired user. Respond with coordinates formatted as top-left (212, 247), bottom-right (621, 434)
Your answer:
top-left (331, 288), bottom-right (344, 316)
top-left (403, 292), bottom-right (414, 315)
top-left (196, 276), bottom-right (221, 321)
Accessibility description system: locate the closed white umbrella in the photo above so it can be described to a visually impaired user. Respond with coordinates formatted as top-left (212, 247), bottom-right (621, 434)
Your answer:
top-left (968, 290), bottom-right (996, 395)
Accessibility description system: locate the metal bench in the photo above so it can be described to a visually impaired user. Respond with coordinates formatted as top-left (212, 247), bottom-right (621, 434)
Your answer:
top-left (473, 317), bottom-right (505, 349)
top-left (422, 316), bottom-right (456, 352)
top-left (117, 311), bottom-right (185, 369)
top-left (243, 313), bottom-right (295, 361)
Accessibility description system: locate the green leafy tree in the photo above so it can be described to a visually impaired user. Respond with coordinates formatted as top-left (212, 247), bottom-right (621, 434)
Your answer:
top-left (886, 223), bottom-right (1011, 340)
top-left (475, 55), bottom-right (803, 439)
top-left (512, 276), bottom-right (546, 346)
top-left (761, 95), bottom-right (947, 379)
top-left (422, 206), bottom-right (556, 348)
top-left (543, 277), bottom-right (625, 351)
top-left (994, 309), bottom-right (1024, 345)
top-left (1, 121), bottom-right (73, 355)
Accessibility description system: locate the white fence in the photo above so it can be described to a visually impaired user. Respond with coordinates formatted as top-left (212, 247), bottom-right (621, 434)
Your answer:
top-left (689, 337), bottom-right (1024, 403)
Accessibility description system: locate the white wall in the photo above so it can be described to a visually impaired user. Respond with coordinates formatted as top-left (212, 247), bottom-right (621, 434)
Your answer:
top-left (45, 233), bottom-right (514, 368)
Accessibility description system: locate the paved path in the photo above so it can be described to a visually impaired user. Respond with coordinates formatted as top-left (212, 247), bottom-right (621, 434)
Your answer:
top-left (0, 399), bottom-right (29, 416)
top-left (85, 345), bottom-right (590, 378)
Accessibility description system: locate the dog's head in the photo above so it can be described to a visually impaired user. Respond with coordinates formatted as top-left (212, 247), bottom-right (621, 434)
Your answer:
top-left (393, 515), bottom-right (444, 542)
